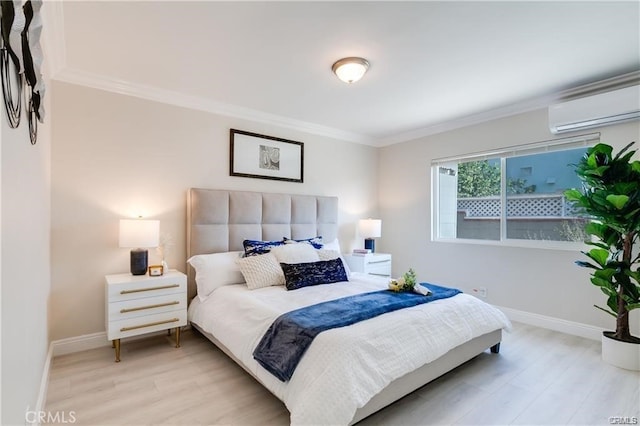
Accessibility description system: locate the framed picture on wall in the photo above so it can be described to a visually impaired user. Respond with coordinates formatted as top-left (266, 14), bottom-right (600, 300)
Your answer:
top-left (230, 129), bottom-right (304, 183)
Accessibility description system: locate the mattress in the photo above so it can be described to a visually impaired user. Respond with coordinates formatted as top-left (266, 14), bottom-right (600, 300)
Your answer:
top-left (188, 272), bottom-right (511, 425)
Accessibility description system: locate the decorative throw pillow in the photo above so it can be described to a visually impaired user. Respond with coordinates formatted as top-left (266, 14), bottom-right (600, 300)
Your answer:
top-left (280, 258), bottom-right (349, 291)
top-left (188, 251), bottom-right (245, 301)
top-left (236, 252), bottom-right (285, 289)
top-left (242, 239), bottom-right (285, 257)
top-left (283, 236), bottom-right (323, 249)
top-left (317, 249), bottom-right (340, 261)
top-left (271, 243), bottom-right (320, 264)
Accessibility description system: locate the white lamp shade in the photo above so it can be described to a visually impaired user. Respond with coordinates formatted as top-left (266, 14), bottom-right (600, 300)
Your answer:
top-left (359, 219), bottom-right (382, 238)
top-left (119, 219), bottom-right (160, 248)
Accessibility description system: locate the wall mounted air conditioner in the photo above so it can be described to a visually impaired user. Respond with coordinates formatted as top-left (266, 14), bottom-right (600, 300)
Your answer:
top-left (549, 84), bottom-right (640, 134)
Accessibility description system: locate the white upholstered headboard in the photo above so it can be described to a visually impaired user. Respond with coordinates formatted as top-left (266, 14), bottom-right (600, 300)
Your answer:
top-left (186, 188), bottom-right (339, 297)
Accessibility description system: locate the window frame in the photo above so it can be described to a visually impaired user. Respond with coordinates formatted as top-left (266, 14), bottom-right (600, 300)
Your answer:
top-left (431, 133), bottom-right (600, 250)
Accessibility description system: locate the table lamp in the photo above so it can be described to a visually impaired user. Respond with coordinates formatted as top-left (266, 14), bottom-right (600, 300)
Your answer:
top-left (359, 218), bottom-right (382, 253)
top-left (119, 219), bottom-right (160, 275)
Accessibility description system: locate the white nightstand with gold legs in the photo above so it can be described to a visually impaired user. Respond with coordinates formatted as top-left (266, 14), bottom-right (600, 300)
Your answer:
top-left (105, 270), bottom-right (187, 362)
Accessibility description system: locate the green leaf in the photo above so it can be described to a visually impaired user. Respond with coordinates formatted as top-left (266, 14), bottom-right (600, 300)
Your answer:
top-left (632, 161), bottom-right (640, 173)
top-left (586, 241), bottom-right (611, 250)
top-left (613, 142), bottom-right (637, 161)
top-left (594, 268), bottom-right (616, 280)
top-left (586, 248), bottom-right (609, 267)
top-left (575, 260), bottom-right (599, 269)
top-left (590, 143), bottom-right (614, 158)
top-left (564, 189), bottom-right (583, 202)
top-left (606, 194), bottom-right (629, 210)
top-left (591, 276), bottom-right (613, 289)
top-left (624, 208), bottom-right (640, 220)
top-left (625, 303), bottom-right (640, 311)
top-left (585, 222), bottom-right (607, 239)
top-left (585, 166), bottom-right (610, 177)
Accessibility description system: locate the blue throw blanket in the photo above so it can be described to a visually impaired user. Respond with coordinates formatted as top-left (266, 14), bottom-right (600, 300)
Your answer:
top-left (253, 283), bottom-right (461, 381)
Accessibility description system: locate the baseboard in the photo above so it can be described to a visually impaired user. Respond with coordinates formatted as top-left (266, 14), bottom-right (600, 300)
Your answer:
top-left (51, 331), bottom-right (110, 357)
top-left (29, 343), bottom-right (55, 426)
top-left (50, 325), bottom-right (193, 357)
top-left (496, 305), bottom-right (604, 341)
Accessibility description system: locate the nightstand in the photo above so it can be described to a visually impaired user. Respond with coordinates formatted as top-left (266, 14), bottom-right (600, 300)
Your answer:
top-left (105, 270), bottom-right (187, 362)
top-left (344, 253), bottom-right (392, 277)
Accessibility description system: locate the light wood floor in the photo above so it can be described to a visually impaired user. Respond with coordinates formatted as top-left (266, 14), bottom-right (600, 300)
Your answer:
top-left (46, 322), bottom-right (640, 425)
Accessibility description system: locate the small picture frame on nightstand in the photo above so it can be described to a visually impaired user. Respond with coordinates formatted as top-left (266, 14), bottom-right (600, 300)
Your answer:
top-left (148, 265), bottom-right (164, 276)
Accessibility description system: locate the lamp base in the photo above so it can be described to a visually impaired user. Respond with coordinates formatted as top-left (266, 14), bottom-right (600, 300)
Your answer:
top-left (130, 249), bottom-right (148, 275)
top-left (364, 238), bottom-right (376, 253)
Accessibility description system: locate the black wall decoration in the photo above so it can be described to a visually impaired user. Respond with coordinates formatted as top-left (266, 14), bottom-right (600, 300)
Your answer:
top-left (1, 0), bottom-right (44, 144)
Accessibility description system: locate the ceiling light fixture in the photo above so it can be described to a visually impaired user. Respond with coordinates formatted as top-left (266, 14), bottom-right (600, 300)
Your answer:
top-left (332, 57), bottom-right (370, 84)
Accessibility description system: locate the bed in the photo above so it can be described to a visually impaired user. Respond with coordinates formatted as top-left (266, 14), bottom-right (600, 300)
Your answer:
top-left (186, 188), bottom-right (511, 425)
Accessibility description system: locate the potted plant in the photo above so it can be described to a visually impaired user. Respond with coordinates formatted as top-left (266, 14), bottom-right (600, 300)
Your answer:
top-left (565, 142), bottom-right (640, 370)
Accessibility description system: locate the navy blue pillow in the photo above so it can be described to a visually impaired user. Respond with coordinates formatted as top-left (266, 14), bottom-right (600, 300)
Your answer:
top-left (280, 258), bottom-right (348, 291)
top-left (283, 236), bottom-right (323, 249)
top-left (243, 239), bottom-right (285, 257)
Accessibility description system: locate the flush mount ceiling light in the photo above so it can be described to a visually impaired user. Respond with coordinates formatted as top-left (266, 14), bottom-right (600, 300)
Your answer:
top-left (331, 57), bottom-right (370, 84)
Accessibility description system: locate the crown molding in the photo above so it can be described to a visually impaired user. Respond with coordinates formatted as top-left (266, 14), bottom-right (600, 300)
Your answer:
top-left (375, 70), bottom-right (640, 147)
top-left (53, 66), bottom-right (640, 149)
top-left (41, 0), bottom-right (66, 79)
top-left (53, 67), bottom-right (375, 145)
top-left (374, 98), bottom-right (552, 147)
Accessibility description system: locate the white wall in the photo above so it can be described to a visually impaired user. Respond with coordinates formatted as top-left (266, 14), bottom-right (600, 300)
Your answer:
top-left (378, 108), bottom-right (640, 335)
top-left (1, 92), bottom-right (51, 423)
top-left (50, 81), bottom-right (379, 340)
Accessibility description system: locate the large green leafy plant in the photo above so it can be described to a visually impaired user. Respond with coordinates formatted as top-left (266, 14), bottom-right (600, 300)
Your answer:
top-left (565, 142), bottom-right (640, 343)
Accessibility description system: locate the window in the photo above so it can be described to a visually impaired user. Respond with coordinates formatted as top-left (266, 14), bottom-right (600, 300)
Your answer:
top-left (432, 133), bottom-right (599, 246)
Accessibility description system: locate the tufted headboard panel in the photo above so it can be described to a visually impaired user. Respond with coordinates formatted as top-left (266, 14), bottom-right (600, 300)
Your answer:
top-left (186, 188), bottom-right (338, 298)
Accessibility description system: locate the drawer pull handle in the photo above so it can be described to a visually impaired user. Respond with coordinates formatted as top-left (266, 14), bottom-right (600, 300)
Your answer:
top-left (369, 273), bottom-right (391, 277)
top-left (120, 284), bottom-right (180, 294)
top-left (120, 301), bottom-right (180, 313)
top-left (120, 318), bottom-right (179, 332)
top-left (367, 260), bottom-right (390, 264)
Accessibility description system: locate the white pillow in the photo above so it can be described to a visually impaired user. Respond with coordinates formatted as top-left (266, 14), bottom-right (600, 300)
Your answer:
top-left (318, 249), bottom-right (351, 278)
top-left (322, 238), bottom-right (342, 253)
top-left (317, 249), bottom-right (340, 261)
top-left (271, 243), bottom-right (320, 264)
top-left (236, 252), bottom-right (285, 290)
top-left (188, 251), bottom-right (245, 301)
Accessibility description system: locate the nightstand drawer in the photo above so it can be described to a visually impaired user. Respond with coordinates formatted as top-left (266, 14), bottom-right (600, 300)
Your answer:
top-left (366, 261), bottom-right (392, 277)
top-left (106, 272), bottom-right (187, 302)
top-left (107, 310), bottom-right (188, 340)
top-left (344, 253), bottom-right (392, 277)
top-left (108, 292), bottom-right (187, 321)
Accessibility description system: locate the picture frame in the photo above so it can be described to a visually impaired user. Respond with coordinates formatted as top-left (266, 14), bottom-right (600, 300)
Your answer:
top-left (148, 265), bottom-right (164, 276)
top-left (230, 129), bottom-right (304, 183)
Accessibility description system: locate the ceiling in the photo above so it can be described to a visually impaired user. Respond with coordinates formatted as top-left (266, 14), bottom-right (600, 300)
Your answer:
top-left (49, 1), bottom-right (640, 146)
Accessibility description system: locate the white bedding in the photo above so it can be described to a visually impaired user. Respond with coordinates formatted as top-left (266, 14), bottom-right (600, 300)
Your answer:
top-left (188, 273), bottom-right (511, 425)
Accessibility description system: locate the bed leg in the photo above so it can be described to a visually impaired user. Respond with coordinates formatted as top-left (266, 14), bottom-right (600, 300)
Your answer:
top-left (490, 343), bottom-right (500, 354)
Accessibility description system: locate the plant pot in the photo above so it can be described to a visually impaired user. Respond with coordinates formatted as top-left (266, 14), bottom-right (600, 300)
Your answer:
top-left (601, 331), bottom-right (640, 371)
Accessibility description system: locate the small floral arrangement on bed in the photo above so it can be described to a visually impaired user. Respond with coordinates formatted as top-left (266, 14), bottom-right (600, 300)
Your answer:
top-left (388, 268), bottom-right (417, 292)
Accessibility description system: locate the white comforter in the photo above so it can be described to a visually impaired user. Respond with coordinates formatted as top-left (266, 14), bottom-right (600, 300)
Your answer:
top-left (188, 273), bottom-right (511, 425)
